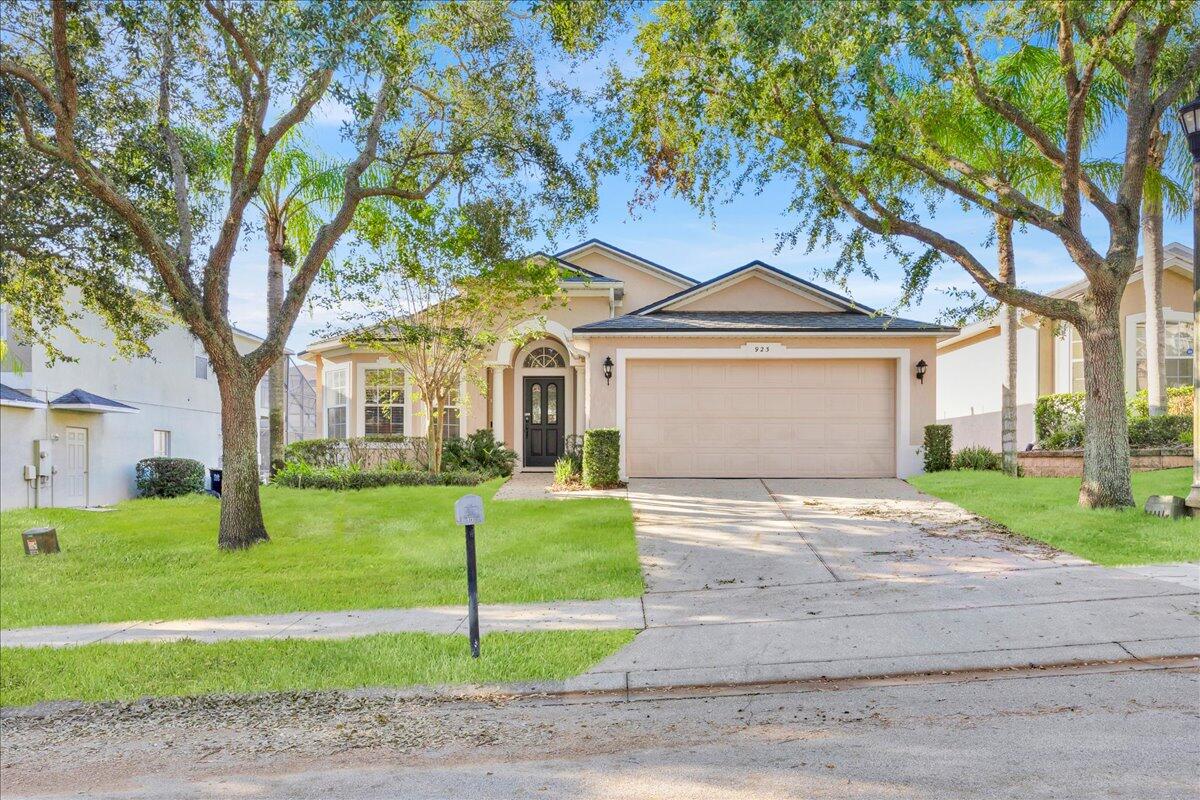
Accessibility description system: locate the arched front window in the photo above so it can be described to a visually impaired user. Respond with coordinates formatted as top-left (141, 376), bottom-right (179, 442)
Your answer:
top-left (524, 346), bottom-right (566, 369)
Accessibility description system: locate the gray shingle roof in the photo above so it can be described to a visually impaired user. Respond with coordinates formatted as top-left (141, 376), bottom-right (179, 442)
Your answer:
top-left (574, 311), bottom-right (958, 334)
top-left (1, 383), bottom-right (41, 405)
top-left (50, 388), bottom-right (138, 411)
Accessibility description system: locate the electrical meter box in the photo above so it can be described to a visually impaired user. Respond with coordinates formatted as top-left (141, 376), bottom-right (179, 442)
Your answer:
top-left (33, 439), bottom-right (52, 477)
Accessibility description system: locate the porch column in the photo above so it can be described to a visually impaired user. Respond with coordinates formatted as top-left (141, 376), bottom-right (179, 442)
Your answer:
top-left (491, 366), bottom-right (508, 445)
top-left (574, 361), bottom-right (586, 437)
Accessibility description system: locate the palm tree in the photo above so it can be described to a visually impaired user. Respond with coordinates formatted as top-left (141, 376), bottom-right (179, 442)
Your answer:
top-left (249, 132), bottom-right (343, 472)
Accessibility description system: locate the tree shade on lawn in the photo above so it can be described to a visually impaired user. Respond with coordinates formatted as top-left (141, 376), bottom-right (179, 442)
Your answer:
top-left (0, 630), bottom-right (638, 708)
top-left (910, 469), bottom-right (1198, 566)
top-left (0, 481), bottom-right (642, 629)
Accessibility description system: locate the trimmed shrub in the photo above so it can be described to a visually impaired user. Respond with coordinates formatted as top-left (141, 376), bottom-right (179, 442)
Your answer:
top-left (553, 454), bottom-right (582, 486)
top-left (923, 424), bottom-right (953, 472)
top-left (582, 428), bottom-right (621, 488)
top-left (1041, 419), bottom-right (1085, 450)
top-left (441, 429), bottom-right (517, 477)
top-left (284, 436), bottom-right (428, 471)
top-left (1034, 392), bottom-right (1085, 444)
top-left (272, 462), bottom-right (487, 490)
top-left (1127, 414), bottom-right (1191, 447)
top-left (135, 457), bottom-right (206, 498)
top-left (951, 446), bottom-right (1003, 472)
top-left (1127, 385), bottom-right (1194, 418)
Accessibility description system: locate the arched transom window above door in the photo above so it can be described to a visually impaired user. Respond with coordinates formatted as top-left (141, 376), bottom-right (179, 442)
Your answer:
top-left (524, 346), bottom-right (566, 369)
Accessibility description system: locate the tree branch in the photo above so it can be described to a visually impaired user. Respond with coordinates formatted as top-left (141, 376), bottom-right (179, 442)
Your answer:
top-left (157, 21), bottom-right (193, 267)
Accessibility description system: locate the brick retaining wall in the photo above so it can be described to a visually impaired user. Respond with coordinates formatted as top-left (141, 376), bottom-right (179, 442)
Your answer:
top-left (1017, 447), bottom-right (1192, 478)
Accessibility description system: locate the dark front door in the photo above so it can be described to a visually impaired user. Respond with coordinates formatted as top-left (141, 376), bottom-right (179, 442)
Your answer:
top-left (523, 376), bottom-right (565, 467)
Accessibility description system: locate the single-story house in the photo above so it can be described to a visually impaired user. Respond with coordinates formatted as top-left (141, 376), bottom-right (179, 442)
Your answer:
top-left (301, 239), bottom-right (957, 479)
top-left (0, 293), bottom-right (315, 510)
top-left (937, 242), bottom-right (1195, 450)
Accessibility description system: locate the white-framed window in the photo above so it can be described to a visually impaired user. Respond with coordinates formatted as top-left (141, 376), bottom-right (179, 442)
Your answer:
top-left (1136, 320), bottom-right (1194, 389)
top-left (1069, 327), bottom-right (1085, 393)
top-left (258, 379), bottom-right (268, 408)
top-left (441, 385), bottom-right (461, 440)
top-left (194, 354), bottom-right (209, 380)
top-left (153, 429), bottom-right (171, 457)
top-left (364, 368), bottom-right (404, 435)
top-left (324, 369), bottom-right (348, 439)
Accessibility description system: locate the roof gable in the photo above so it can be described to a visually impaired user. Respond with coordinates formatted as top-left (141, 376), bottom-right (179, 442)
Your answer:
top-left (634, 261), bottom-right (870, 316)
top-left (554, 239), bottom-right (696, 288)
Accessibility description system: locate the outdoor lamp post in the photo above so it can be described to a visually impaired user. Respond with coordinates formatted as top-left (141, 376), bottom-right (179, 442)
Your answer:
top-left (1176, 92), bottom-right (1200, 513)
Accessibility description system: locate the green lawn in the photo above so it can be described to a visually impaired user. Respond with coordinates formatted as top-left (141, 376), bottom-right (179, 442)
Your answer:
top-left (0, 481), bottom-right (642, 629)
top-left (0, 629), bottom-right (637, 707)
top-left (910, 468), bottom-right (1199, 565)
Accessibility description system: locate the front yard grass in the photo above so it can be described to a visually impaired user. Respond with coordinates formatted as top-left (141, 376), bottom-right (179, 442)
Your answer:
top-left (0, 480), bottom-right (642, 629)
top-left (0, 629), bottom-right (636, 707)
top-left (910, 467), bottom-right (1198, 566)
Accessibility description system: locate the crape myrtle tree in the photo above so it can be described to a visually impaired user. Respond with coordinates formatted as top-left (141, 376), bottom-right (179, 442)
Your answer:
top-left (328, 198), bottom-right (566, 474)
top-left (0, 0), bottom-right (602, 548)
top-left (596, 0), bottom-right (1200, 508)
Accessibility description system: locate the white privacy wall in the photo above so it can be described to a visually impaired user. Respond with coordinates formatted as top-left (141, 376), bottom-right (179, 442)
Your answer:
top-left (936, 326), bottom-right (1039, 450)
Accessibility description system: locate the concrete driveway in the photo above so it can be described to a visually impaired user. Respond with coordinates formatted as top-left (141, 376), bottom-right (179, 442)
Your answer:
top-left (576, 478), bottom-right (1199, 691)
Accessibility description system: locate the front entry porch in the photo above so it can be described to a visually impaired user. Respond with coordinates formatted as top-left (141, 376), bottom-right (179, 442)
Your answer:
top-left (488, 333), bottom-right (586, 471)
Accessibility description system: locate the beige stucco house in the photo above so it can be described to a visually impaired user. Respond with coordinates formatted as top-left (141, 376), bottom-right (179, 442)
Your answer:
top-left (937, 242), bottom-right (1195, 450)
top-left (301, 240), bottom-right (957, 479)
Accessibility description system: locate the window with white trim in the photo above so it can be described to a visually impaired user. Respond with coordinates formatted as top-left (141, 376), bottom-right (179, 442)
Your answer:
top-left (1069, 327), bottom-right (1085, 393)
top-left (441, 386), bottom-right (461, 440)
top-left (153, 429), bottom-right (171, 457)
top-left (324, 369), bottom-right (348, 439)
top-left (194, 354), bottom-right (209, 380)
top-left (364, 368), bottom-right (404, 435)
top-left (1136, 320), bottom-right (1194, 389)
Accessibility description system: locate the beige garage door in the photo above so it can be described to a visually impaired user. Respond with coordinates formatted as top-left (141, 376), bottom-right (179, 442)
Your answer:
top-left (625, 359), bottom-right (896, 478)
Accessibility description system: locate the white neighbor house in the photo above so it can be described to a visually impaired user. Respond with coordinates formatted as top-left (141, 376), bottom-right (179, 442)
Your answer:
top-left (0, 295), bottom-right (314, 510)
top-left (937, 242), bottom-right (1195, 450)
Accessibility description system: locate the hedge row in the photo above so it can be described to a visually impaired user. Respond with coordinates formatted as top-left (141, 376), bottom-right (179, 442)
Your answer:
top-left (273, 466), bottom-right (488, 491)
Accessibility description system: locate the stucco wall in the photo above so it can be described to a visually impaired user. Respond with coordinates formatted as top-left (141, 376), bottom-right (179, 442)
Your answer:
top-left (672, 275), bottom-right (834, 313)
top-left (936, 325), bottom-right (1040, 450)
top-left (1, 296), bottom-right (268, 509)
top-left (565, 249), bottom-right (689, 312)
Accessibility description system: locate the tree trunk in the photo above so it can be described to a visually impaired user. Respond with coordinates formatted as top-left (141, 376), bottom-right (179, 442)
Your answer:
top-left (216, 363), bottom-right (270, 549)
top-left (426, 391), bottom-right (444, 474)
top-left (267, 222), bottom-right (287, 475)
top-left (1077, 294), bottom-right (1134, 509)
top-left (996, 215), bottom-right (1019, 476)
top-left (1141, 151), bottom-right (1166, 416)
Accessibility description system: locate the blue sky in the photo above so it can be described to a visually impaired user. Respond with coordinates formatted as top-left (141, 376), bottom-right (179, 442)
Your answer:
top-left (221, 38), bottom-right (1193, 352)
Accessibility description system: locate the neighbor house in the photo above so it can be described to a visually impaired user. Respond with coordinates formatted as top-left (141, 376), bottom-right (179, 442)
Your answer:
top-left (0, 295), bottom-right (315, 510)
top-left (301, 240), bottom-right (957, 479)
top-left (937, 242), bottom-right (1195, 450)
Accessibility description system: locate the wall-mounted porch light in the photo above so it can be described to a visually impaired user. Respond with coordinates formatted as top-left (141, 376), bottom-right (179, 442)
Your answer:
top-left (603, 356), bottom-right (614, 385)
top-left (915, 359), bottom-right (927, 383)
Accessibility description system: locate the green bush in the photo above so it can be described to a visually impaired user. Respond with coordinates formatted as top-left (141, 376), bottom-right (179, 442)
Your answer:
top-left (272, 462), bottom-right (486, 490)
top-left (441, 429), bottom-right (517, 477)
top-left (1041, 419), bottom-right (1085, 450)
top-left (554, 455), bottom-right (582, 485)
top-left (951, 446), bottom-right (1003, 471)
top-left (923, 425), bottom-right (953, 472)
top-left (1127, 414), bottom-right (1191, 447)
top-left (135, 457), bottom-right (206, 498)
top-left (582, 428), bottom-right (621, 488)
top-left (1127, 385), bottom-right (1194, 417)
top-left (284, 436), bottom-right (426, 470)
top-left (1034, 393), bottom-right (1085, 443)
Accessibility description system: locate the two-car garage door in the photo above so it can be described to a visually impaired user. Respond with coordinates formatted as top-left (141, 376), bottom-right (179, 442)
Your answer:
top-left (625, 359), bottom-right (896, 478)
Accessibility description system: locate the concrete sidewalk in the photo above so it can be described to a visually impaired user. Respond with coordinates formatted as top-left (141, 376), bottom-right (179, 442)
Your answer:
top-left (0, 598), bottom-right (645, 649)
top-left (566, 478), bottom-right (1200, 693)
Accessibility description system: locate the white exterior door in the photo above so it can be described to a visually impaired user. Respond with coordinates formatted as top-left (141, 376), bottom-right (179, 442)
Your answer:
top-left (625, 359), bottom-right (897, 478)
top-left (62, 426), bottom-right (89, 507)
